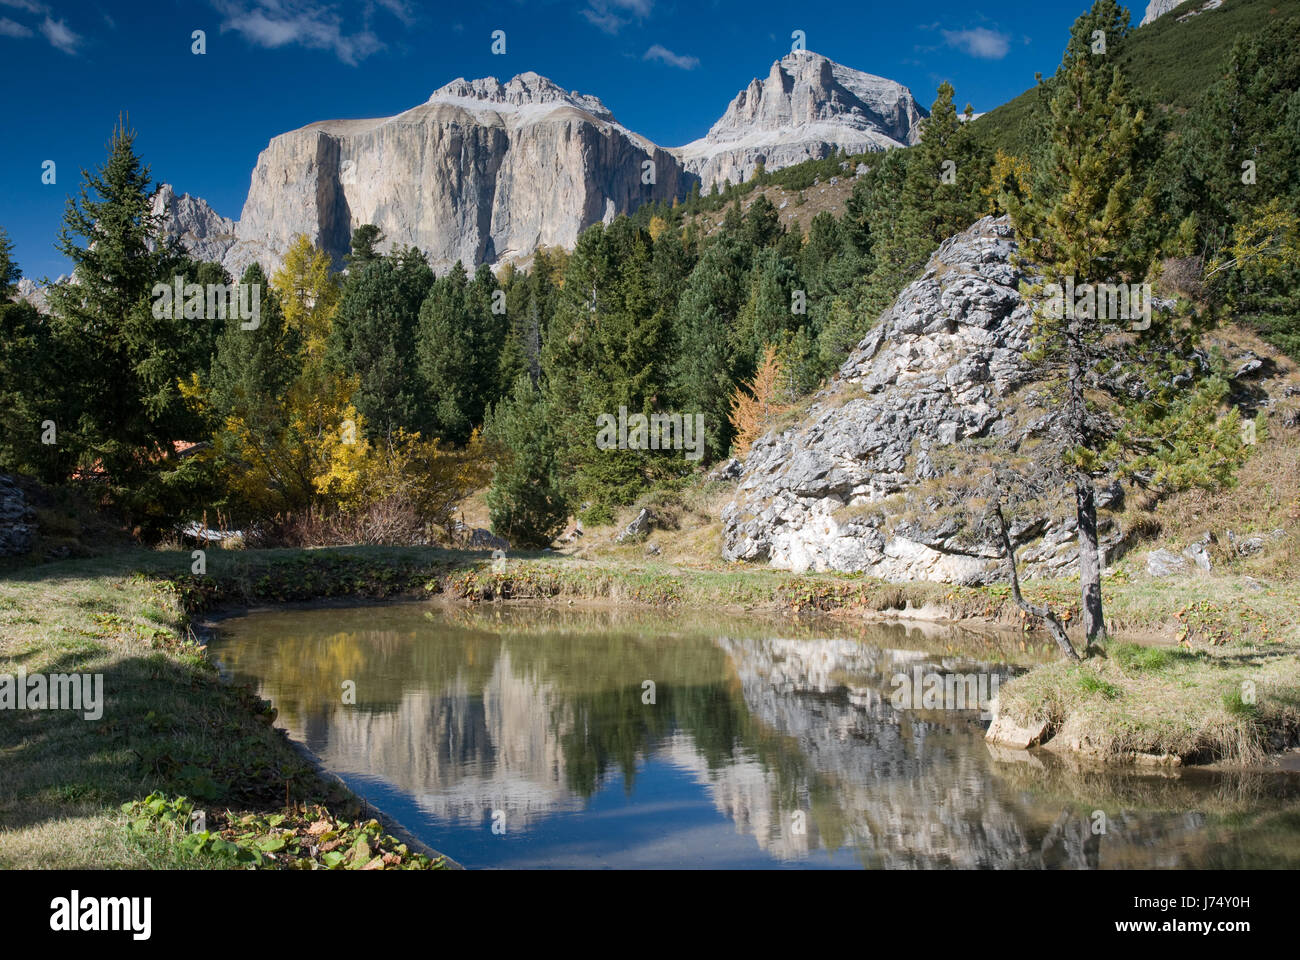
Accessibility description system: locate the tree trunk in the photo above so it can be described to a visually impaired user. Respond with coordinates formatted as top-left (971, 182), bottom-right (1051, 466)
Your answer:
top-left (994, 503), bottom-right (1080, 661)
top-left (1075, 474), bottom-right (1107, 644)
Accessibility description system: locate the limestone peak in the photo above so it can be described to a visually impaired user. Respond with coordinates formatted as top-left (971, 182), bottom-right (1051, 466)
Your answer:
top-left (428, 72), bottom-right (615, 122)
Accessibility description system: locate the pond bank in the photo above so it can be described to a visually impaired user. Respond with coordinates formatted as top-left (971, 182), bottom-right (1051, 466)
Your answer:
top-left (2, 544), bottom-right (1298, 868)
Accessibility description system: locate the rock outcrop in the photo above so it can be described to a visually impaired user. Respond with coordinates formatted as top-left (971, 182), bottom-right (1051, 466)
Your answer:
top-left (674, 51), bottom-right (924, 190)
top-left (721, 216), bottom-right (1122, 584)
top-left (1141, 0), bottom-right (1224, 26)
top-left (1140, 0), bottom-right (1185, 24)
top-left (12, 277), bottom-right (52, 314)
top-left (214, 72), bottom-right (693, 277)
top-left (0, 475), bottom-right (36, 558)
top-left (149, 184), bottom-right (238, 266)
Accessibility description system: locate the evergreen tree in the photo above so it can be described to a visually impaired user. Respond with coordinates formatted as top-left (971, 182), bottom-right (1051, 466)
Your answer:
top-left (541, 221), bottom-right (670, 513)
top-left (484, 374), bottom-right (569, 547)
top-left (417, 262), bottom-right (476, 443)
top-left (1168, 17), bottom-right (1300, 357)
top-left (0, 230), bottom-right (69, 481)
top-left (742, 194), bottom-right (783, 250)
top-left (44, 119), bottom-right (199, 524)
top-left (1007, 47), bottom-right (1247, 654)
top-left (346, 224), bottom-right (384, 268)
top-left (330, 242), bottom-right (433, 441)
top-left (669, 236), bottom-right (749, 460)
top-left (732, 247), bottom-right (801, 382)
top-left (864, 83), bottom-right (991, 321)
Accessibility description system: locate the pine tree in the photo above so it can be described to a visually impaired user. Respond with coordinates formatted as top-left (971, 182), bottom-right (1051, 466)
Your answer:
top-left (346, 224), bottom-right (384, 268)
top-left (0, 230), bottom-right (69, 481)
top-left (44, 119), bottom-right (199, 523)
top-left (732, 247), bottom-right (801, 382)
top-left (742, 194), bottom-right (783, 250)
top-left (669, 236), bottom-right (749, 460)
top-left (484, 374), bottom-right (569, 547)
top-left (541, 220), bottom-right (670, 513)
top-left (330, 242), bottom-right (433, 441)
top-left (1169, 16), bottom-right (1300, 358)
top-left (1007, 49), bottom-right (1247, 654)
top-left (416, 263), bottom-right (475, 443)
top-left (857, 85), bottom-right (990, 325)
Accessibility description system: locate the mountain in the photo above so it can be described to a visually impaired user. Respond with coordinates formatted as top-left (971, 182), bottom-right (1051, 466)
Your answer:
top-left (211, 72), bottom-right (692, 278)
top-left (158, 57), bottom-right (924, 274)
top-left (1141, 0), bottom-right (1226, 26)
top-left (149, 184), bottom-right (238, 266)
top-left (1140, 0), bottom-right (1186, 24)
top-left (674, 51), bottom-right (925, 191)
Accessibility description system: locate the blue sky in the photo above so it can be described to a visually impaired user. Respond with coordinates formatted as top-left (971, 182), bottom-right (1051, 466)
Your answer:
top-left (0, 0), bottom-right (1141, 279)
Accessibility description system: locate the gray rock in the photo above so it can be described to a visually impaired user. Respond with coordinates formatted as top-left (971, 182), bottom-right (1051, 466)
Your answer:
top-left (150, 184), bottom-right (238, 266)
top-left (200, 72), bottom-right (693, 278)
top-left (1146, 549), bottom-right (1187, 577)
top-left (616, 508), bottom-right (652, 544)
top-left (710, 458), bottom-right (744, 481)
top-left (0, 475), bottom-right (36, 558)
top-left (984, 698), bottom-right (1053, 749)
top-left (1140, 0), bottom-right (1183, 25)
top-left (451, 521), bottom-right (509, 551)
top-left (1227, 530), bottom-right (1266, 557)
top-left (672, 52), bottom-right (923, 191)
top-left (1182, 541), bottom-right (1212, 572)
top-left (720, 215), bottom-right (1120, 584)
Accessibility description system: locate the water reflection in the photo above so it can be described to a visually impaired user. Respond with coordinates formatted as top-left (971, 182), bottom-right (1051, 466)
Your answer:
top-left (209, 602), bottom-right (1300, 869)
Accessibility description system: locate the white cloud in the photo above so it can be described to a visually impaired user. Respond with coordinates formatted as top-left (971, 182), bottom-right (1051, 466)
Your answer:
top-left (582, 0), bottom-right (653, 35)
top-left (39, 15), bottom-right (80, 53)
top-left (0, 0), bottom-right (50, 13)
top-left (371, 0), bottom-right (414, 26)
top-left (0, 15), bottom-right (32, 36)
top-left (213, 1), bottom-right (387, 65)
top-left (643, 43), bottom-right (697, 70)
top-left (941, 26), bottom-right (1010, 60)
top-left (0, 1), bottom-right (87, 54)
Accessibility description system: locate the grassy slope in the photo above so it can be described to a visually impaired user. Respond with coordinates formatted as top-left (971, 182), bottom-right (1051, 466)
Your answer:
top-left (0, 548), bottom-right (467, 869)
top-left (977, 0), bottom-right (1300, 156)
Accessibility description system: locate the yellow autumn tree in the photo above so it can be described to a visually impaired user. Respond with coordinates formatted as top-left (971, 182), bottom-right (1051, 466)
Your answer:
top-left (204, 234), bottom-right (364, 515)
top-left (984, 149), bottom-right (1033, 216)
top-left (728, 344), bottom-right (790, 458)
top-left (648, 215), bottom-right (668, 241)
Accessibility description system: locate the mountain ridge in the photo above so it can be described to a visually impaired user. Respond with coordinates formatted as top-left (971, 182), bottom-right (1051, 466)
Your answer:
top-left (154, 54), bottom-right (922, 276)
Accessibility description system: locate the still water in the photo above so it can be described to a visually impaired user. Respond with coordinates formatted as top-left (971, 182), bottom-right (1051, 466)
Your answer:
top-left (209, 602), bottom-right (1300, 869)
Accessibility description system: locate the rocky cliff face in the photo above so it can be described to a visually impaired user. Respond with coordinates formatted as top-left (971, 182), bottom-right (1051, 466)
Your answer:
top-left (721, 216), bottom-right (1123, 584)
top-left (149, 184), bottom-right (238, 266)
top-left (1141, 0), bottom-right (1225, 25)
top-left (217, 72), bottom-right (692, 277)
top-left (674, 51), bottom-right (924, 190)
top-left (1141, 0), bottom-right (1184, 24)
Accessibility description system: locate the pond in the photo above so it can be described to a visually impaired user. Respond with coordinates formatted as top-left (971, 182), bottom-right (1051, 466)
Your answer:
top-left (208, 602), bottom-right (1300, 869)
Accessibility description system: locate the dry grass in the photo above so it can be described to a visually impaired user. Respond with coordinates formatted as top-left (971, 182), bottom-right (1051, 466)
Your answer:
top-left (1109, 324), bottom-right (1300, 574)
top-left (684, 177), bottom-right (858, 242)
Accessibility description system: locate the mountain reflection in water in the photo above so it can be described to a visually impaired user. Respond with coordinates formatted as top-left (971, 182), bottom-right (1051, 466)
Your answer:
top-left (209, 603), bottom-right (1300, 869)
